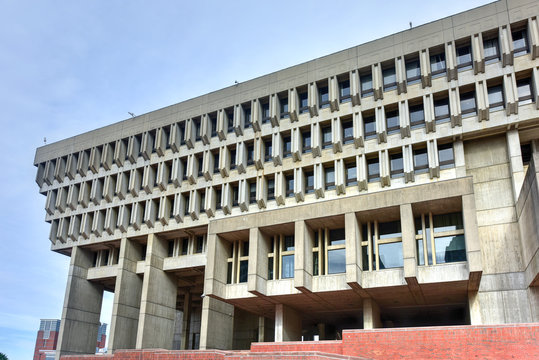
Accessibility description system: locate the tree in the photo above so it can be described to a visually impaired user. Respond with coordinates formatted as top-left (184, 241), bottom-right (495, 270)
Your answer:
top-left (0, 352), bottom-right (8, 360)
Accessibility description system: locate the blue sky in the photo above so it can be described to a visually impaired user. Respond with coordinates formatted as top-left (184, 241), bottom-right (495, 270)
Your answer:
top-left (0, 1), bottom-right (494, 359)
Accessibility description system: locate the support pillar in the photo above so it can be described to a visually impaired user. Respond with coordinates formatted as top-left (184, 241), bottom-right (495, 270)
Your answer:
top-left (317, 323), bottom-right (326, 340)
top-left (401, 204), bottom-right (424, 304)
top-left (468, 291), bottom-right (483, 325)
top-left (345, 212), bottom-right (364, 289)
top-left (108, 237), bottom-right (142, 352)
top-left (507, 129), bottom-right (525, 201)
top-left (462, 194), bottom-right (483, 291)
top-left (136, 233), bottom-right (177, 349)
top-left (274, 304), bottom-right (302, 342)
top-left (294, 220), bottom-right (313, 292)
top-left (363, 298), bottom-right (382, 329)
top-left (180, 292), bottom-right (191, 350)
top-left (258, 316), bottom-right (265, 342)
top-left (56, 246), bottom-right (104, 359)
top-left (200, 296), bottom-right (234, 350)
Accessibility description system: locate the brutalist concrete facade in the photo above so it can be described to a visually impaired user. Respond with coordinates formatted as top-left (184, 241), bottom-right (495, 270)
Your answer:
top-left (34, 0), bottom-right (539, 358)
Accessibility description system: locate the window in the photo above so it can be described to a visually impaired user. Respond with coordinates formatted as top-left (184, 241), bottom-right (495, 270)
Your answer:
top-left (227, 240), bottom-right (249, 284)
top-left (438, 143), bottom-right (454, 169)
top-left (414, 148), bottom-right (429, 174)
top-left (325, 166), bottom-right (335, 190)
top-left (232, 184), bottom-right (239, 207)
top-left (280, 97), bottom-right (289, 119)
top-left (430, 51), bottom-right (446, 77)
top-left (283, 136), bottom-right (292, 158)
top-left (210, 116), bottom-right (217, 137)
top-left (456, 44), bottom-right (472, 70)
top-left (409, 103), bottom-right (425, 129)
top-left (268, 235), bottom-right (295, 280)
top-left (261, 102), bottom-right (270, 124)
top-left (460, 90), bottom-right (477, 116)
top-left (230, 148), bottom-right (236, 170)
top-left (415, 212), bottom-right (465, 266)
top-left (264, 139), bottom-right (272, 162)
top-left (312, 228), bottom-right (346, 275)
top-left (302, 130), bottom-right (312, 153)
top-left (383, 66), bottom-right (397, 91)
top-left (181, 238), bottom-right (189, 255)
top-left (197, 155), bottom-right (203, 177)
top-left (194, 236), bottom-right (204, 254)
top-left (406, 58), bottom-right (421, 84)
top-left (247, 144), bottom-right (254, 165)
top-left (487, 85), bottom-right (504, 112)
top-left (267, 178), bottom-right (275, 200)
top-left (521, 143), bottom-right (532, 166)
top-left (434, 97), bottom-right (450, 123)
top-left (249, 181), bottom-right (257, 204)
top-left (364, 115), bottom-right (376, 139)
top-left (199, 191), bottom-right (205, 213)
top-left (362, 221), bottom-right (403, 270)
top-left (483, 37), bottom-right (500, 64)
top-left (390, 153), bottom-right (404, 178)
top-left (361, 72), bottom-right (373, 97)
top-left (285, 174), bottom-right (294, 197)
top-left (226, 111), bottom-right (234, 133)
top-left (215, 188), bottom-right (222, 210)
top-left (244, 105), bottom-right (252, 128)
top-left (339, 79), bottom-right (351, 103)
top-left (299, 91), bottom-right (309, 114)
top-left (517, 77), bottom-right (533, 105)
top-left (367, 157), bottom-right (380, 182)
top-left (322, 126), bottom-right (332, 149)
top-left (386, 110), bottom-right (400, 134)
top-left (194, 118), bottom-right (201, 141)
top-left (319, 86), bottom-right (330, 109)
top-left (305, 170), bottom-right (314, 194)
top-left (184, 194), bottom-right (190, 216)
top-left (346, 162), bottom-right (357, 186)
top-left (512, 28), bottom-right (529, 56)
top-left (342, 120), bottom-right (354, 144)
top-left (213, 153), bottom-right (219, 174)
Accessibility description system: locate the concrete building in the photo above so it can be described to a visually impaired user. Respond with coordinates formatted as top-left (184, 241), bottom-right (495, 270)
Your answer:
top-left (33, 0), bottom-right (539, 358)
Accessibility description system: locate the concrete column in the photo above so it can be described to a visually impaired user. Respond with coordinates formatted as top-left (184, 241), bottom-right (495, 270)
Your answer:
top-left (56, 246), bottom-right (104, 359)
top-left (200, 296), bottom-right (234, 350)
top-left (108, 237), bottom-right (143, 352)
top-left (363, 298), bottom-right (382, 329)
top-left (248, 227), bottom-right (268, 296)
top-left (468, 291), bottom-right (483, 325)
top-left (204, 233), bottom-right (228, 299)
top-left (507, 129), bottom-right (525, 201)
top-left (180, 292), bottom-right (191, 350)
top-left (317, 323), bottom-right (326, 340)
top-left (258, 316), bottom-right (266, 342)
top-left (345, 212), bottom-right (363, 288)
top-left (400, 204), bottom-right (425, 304)
top-left (274, 304), bottom-right (302, 342)
top-left (135, 233), bottom-right (177, 349)
top-left (462, 194), bottom-right (483, 291)
top-left (294, 220), bottom-right (313, 292)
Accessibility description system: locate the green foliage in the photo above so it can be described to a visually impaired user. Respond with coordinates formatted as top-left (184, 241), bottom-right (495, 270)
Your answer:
top-left (0, 352), bottom-right (8, 360)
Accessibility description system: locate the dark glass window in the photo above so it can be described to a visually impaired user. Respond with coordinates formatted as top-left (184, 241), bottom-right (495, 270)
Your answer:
top-left (379, 221), bottom-right (402, 239)
top-left (184, 195), bottom-right (190, 216)
top-left (268, 257), bottom-right (274, 280)
top-left (280, 97), bottom-right (289, 119)
top-left (267, 178), bottom-right (275, 200)
top-left (239, 260), bottom-right (248, 283)
top-left (194, 119), bottom-right (201, 141)
top-left (230, 148), bottom-right (236, 170)
top-left (483, 37), bottom-right (500, 63)
top-left (361, 73), bottom-right (373, 97)
top-left (200, 191), bottom-right (205, 213)
top-left (227, 112), bottom-right (234, 133)
top-left (488, 85), bottom-right (504, 111)
top-left (181, 238), bottom-right (189, 255)
top-left (322, 126), bottom-right (332, 149)
top-left (329, 228), bottom-right (345, 245)
top-left (227, 262), bottom-right (232, 284)
top-left (328, 248), bottom-right (345, 274)
top-left (195, 236), bottom-right (204, 254)
top-left (433, 212), bottom-right (463, 232)
top-left (406, 58), bottom-right (421, 83)
top-left (299, 92), bottom-right (309, 114)
top-left (264, 139), bottom-right (272, 162)
top-left (282, 254), bottom-right (294, 279)
top-left (434, 97), bottom-right (450, 123)
top-left (409, 103), bottom-right (425, 129)
top-left (302, 130), bottom-right (312, 153)
top-left (319, 86), bottom-right (330, 109)
top-left (249, 182), bottom-right (256, 204)
top-left (346, 163), bottom-right (357, 186)
top-left (456, 44), bottom-right (472, 70)
top-left (414, 148), bottom-right (429, 174)
top-left (378, 242), bottom-right (403, 269)
top-left (390, 153), bottom-right (404, 178)
top-left (512, 28), bottom-right (529, 56)
top-left (213, 153), bottom-right (219, 174)
top-left (325, 166), bottom-right (335, 190)
top-left (386, 110), bottom-right (400, 134)
top-left (283, 136), bottom-right (292, 158)
top-left (342, 120), bottom-right (354, 144)
top-left (521, 143), bottom-right (532, 165)
top-left (215, 189), bottom-right (222, 210)
top-left (261, 102), bottom-right (270, 123)
top-left (517, 78), bottom-right (533, 105)
top-left (364, 115), bottom-right (376, 139)
top-left (435, 235), bottom-right (466, 263)
top-left (430, 52), bottom-right (446, 76)
top-left (285, 175), bottom-right (294, 197)
top-left (438, 143), bottom-right (454, 169)
top-left (242, 240), bottom-right (249, 257)
top-left (168, 241), bottom-right (174, 257)
top-left (383, 66), bottom-right (397, 91)
top-left (232, 185), bottom-right (239, 206)
top-left (305, 171), bottom-right (314, 194)
top-left (284, 235), bottom-right (295, 251)
top-left (460, 90), bottom-right (477, 115)
top-left (244, 106), bottom-right (252, 128)
top-left (210, 116), bottom-right (217, 137)
top-left (367, 157), bottom-right (380, 182)
top-left (247, 144), bottom-right (254, 165)
top-left (339, 79), bottom-right (351, 103)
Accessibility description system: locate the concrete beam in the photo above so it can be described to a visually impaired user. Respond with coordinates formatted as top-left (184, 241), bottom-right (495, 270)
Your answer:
top-left (345, 212), bottom-right (363, 289)
top-left (248, 227), bottom-right (268, 296)
top-left (462, 194), bottom-right (483, 291)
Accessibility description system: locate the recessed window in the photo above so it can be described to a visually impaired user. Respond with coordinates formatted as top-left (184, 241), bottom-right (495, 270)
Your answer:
top-left (361, 72), bottom-right (373, 97)
top-left (194, 118), bottom-right (201, 141)
top-left (305, 170), bottom-right (314, 194)
top-left (364, 115), bottom-right (376, 139)
top-left (280, 97), bottom-right (289, 119)
top-left (247, 144), bottom-right (254, 165)
top-left (230, 148), bottom-right (236, 170)
top-left (517, 77), bottom-right (533, 105)
top-left (281, 235), bottom-right (295, 279)
top-left (232, 184), bottom-right (239, 207)
top-left (325, 166), bottom-right (335, 190)
top-left (339, 79), bottom-right (351, 103)
top-left (267, 178), bottom-right (275, 200)
top-left (319, 86), bottom-right (330, 109)
top-left (430, 51), bottom-right (446, 77)
top-left (406, 57), bottom-right (421, 84)
top-left (213, 153), bottom-right (219, 174)
top-left (261, 102), bottom-right (270, 124)
top-left (285, 174), bottom-right (294, 197)
top-left (197, 155), bottom-right (203, 177)
top-left (249, 182), bottom-right (257, 204)
top-left (434, 97), bottom-right (450, 123)
top-left (416, 212), bottom-right (465, 265)
top-left (322, 126), bottom-right (332, 149)
top-left (299, 91), bottom-right (309, 114)
top-left (383, 66), bottom-right (397, 91)
top-left (215, 189), bottom-right (222, 210)
top-left (390, 153), bottom-right (404, 178)
top-left (521, 143), bottom-right (532, 165)
top-left (512, 27), bottom-right (529, 56)
top-left (302, 130), bottom-right (312, 153)
top-left (483, 37), bottom-right (500, 64)
top-left (264, 139), bottom-right (272, 162)
top-left (487, 85), bottom-right (504, 112)
top-left (328, 228), bottom-right (346, 274)
top-left (386, 110), bottom-right (400, 134)
top-left (195, 236), bottom-right (204, 253)
top-left (210, 116), bottom-right (217, 137)
top-left (227, 240), bottom-right (249, 284)
top-left (413, 148), bottom-right (428, 174)
top-left (367, 157), bottom-right (380, 182)
top-left (226, 110), bottom-right (234, 133)
top-left (456, 44), bottom-right (472, 71)
top-left (342, 120), bottom-right (354, 144)
top-left (409, 103), bottom-right (425, 129)
top-left (283, 136), bottom-right (292, 158)
top-left (460, 90), bottom-right (477, 116)
top-left (377, 221), bottom-right (403, 269)
top-left (346, 162), bottom-right (357, 186)
top-left (438, 143), bottom-right (455, 170)
top-left (244, 105), bottom-right (252, 129)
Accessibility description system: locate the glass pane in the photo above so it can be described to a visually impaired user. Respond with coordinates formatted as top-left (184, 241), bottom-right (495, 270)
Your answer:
top-left (242, 241), bottom-right (249, 256)
top-left (430, 53), bottom-right (446, 73)
top-left (435, 235), bottom-right (466, 263)
top-left (227, 262), bottom-right (233, 284)
top-left (284, 235), bottom-right (295, 251)
top-left (456, 45), bottom-right (472, 66)
top-left (488, 85), bottom-right (504, 108)
top-left (378, 242), bottom-right (403, 269)
top-left (268, 257), bottom-right (274, 280)
top-left (325, 167), bottom-right (335, 186)
top-left (426, 226), bottom-right (433, 265)
top-left (414, 149), bottom-right (428, 171)
top-left (512, 29), bottom-right (528, 54)
top-left (460, 92), bottom-right (476, 113)
top-left (383, 67), bottom-right (396, 86)
top-left (346, 165), bottom-right (357, 183)
top-left (306, 172), bottom-right (314, 190)
top-left (313, 252), bottom-right (319, 276)
top-left (319, 86), bottom-right (329, 103)
top-left (322, 127), bottom-right (332, 143)
top-left (340, 80), bottom-right (350, 98)
top-left (386, 111), bottom-right (399, 131)
top-left (390, 154), bottom-right (404, 177)
top-left (433, 212), bottom-right (463, 232)
top-left (483, 38), bottom-right (499, 59)
top-left (303, 132), bottom-right (311, 151)
top-left (362, 246), bottom-right (369, 271)
top-left (367, 158), bottom-right (380, 180)
top-left (300, 93), bottom-right (308, 109)
top-left (517, 79), bottom-right (532, 101)
top-left (282, 254), bottom-right (294, 279)
top-left (417, 239), bottom-right (425, 266)
top-left (409, 105), bottom-right (425, 124)
top-left (379, 221), bottom-right (401, 239)
top-left (329, 228), bottom-right (345, 245)
top-left (343, 122), bottom-right (353, 139)
top-left (438, 145), bottom-right (454, 169)
top-left (364, 117), bottom-right (376, 136)
top-left (239, 260), bottom-right (248, 283)
top-left (406, 59), bottom-right (420, 79)
top-left (415, 217), bottom-right (423, 235)
top-left (361, 74), bottom-right (373, 91)
top-left (434, 98), bottom-right (449, 118)
top-left (328, 248), bottom-right (346, 274)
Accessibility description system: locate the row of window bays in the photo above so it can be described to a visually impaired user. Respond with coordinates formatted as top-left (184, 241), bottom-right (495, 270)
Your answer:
top-left (223, 208), bottom-right (467, 285)
top-left (35, 16), bottom-right (539, 190)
